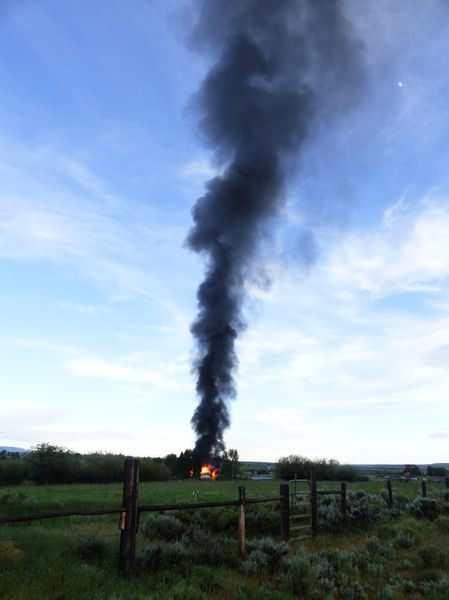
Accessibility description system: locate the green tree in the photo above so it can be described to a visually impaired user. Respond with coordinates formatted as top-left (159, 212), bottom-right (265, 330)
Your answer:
top-left (276, 455), bottom-right (312, 480)
top-left (218, 449), bottom-right (240, 479)
top-left (176, 449), bottom-right (201, 478)
top-left (405, 464), bottom-right (422, 477)
top-left (427, 465), bottom-right (448, 477)
top-left (27, 443), bottom-right (80, 484)
top-left (0, 458), bottom-right (28, 485)
top-left (164, 453), bottom-right (178, 477)
top-left (276, 455), bottom-right (358, 481)
top-left (139, 458), bottom-right (170, 481)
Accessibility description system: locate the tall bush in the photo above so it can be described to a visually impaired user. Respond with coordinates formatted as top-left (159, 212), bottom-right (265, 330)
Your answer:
top-left (276, 455), bottom-right (359, 481)
top-left (0, 458), bottom-right (28, 485)
top-left (26, 443), bottom-right (80, 484)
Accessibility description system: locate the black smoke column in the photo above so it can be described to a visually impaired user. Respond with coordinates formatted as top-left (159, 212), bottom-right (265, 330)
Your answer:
top-left (187, 1), bottom-right (364, 465)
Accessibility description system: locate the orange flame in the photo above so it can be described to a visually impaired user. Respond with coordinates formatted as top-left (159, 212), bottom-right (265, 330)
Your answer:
top-left (200, 464), bottom-right (218, 479)
top-left (189, 468), bottom-right (194, 478)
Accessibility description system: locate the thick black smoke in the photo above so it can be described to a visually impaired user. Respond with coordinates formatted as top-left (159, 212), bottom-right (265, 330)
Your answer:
top-left (187, 0), bottom-right (364, 465)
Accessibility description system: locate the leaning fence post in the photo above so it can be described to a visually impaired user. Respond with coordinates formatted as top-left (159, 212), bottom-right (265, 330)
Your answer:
top-left (119, 458), bottom-right (140, 577)
top-left (310, 467), bottom-right (318, 536)
top-left (238, 486), bottom-right (246, 560)
top-left (386, 480), bottom-right (393, 508)
top-left (280, 484), bottom-right (290, 542)
top-left (340, 482), bottom-right (347, 523)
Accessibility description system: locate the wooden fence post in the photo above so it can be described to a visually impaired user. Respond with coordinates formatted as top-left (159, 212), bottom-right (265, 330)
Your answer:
top-left (386, 480), bottom-right (393, 508)
top-left (280, 484), bottom-right (290, 542)
top-left (119, 458), bottom-right (140, 577)
top-left (340, 482), bottom-right (347, 523)
top-left (310, 467), bottom-right (318, 536)
top-left (238, 486), bottom-right (246, 560)
top-left (421, 480), bottom-right (427, 497)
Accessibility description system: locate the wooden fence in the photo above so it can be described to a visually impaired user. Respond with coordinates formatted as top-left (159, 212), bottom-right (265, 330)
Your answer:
top-left (1, 460), bottom-right (448, 576)
top-left (288, 467), bottom-right (347, 539)
top-left (0, 458), bottom-right (288, 576)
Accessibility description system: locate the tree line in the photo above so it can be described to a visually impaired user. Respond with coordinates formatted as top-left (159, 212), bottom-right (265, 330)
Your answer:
top-left (3, 445), bottom-right (444, 486)
top-left (275, 455), bottom-right (364, 482)
top-left (0, 443), bottom-right (240, 485)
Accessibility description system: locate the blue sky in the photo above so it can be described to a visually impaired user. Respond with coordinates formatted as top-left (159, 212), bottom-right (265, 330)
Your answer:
top-left (1, 0), bottom-right (449, 464)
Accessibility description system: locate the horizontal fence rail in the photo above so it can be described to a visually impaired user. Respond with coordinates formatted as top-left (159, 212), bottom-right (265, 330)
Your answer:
top-left (0, 507), bottom-right (123, 524)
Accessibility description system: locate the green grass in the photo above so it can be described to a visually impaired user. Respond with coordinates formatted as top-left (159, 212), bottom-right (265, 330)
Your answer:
top-left (1, 479), bottom-right (449, 599)
top-left (3, 476), bottom-right (443, 514)
top-left (1, 479), bottom-right (283, 513)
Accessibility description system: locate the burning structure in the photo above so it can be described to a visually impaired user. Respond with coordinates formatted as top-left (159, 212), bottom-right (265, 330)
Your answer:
top-left (187, 1), bottom-right (364, 470)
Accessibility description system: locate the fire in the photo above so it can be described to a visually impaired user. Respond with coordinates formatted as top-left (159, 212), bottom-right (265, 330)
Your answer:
top-left (189, 468), bottom-right (194, 478)
top-left (200, 464), bottom-right (218, 479)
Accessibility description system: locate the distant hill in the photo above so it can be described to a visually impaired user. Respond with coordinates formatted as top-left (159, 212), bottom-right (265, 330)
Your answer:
top-left (0, 446), bottom-right (27, 453)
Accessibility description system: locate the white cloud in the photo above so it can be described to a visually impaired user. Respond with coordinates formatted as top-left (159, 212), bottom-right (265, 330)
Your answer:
top-left (64, 353), bottom-right (189, 392)
top-left (430, 428), bottom-right (449, 439)
top-left (177, 158), bottom-right (219, 181)
top-left (321, 198), bottom-right (449, 297)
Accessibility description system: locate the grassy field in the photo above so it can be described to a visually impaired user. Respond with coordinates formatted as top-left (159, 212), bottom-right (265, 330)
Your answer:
top-left (0, 476), bottom-right (438, 511)
top-left (1, 478), bottom-right (449, 599)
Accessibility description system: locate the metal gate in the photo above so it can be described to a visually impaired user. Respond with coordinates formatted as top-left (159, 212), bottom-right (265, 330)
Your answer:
top-left (289, 478), bottom-right (312, 541)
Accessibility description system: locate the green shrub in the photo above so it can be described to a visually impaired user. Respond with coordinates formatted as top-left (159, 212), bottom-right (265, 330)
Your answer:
top-left (402, 580), bottom-right (415, 593)
top-left (318, 495), bottom-right (343, 531)
top-left (246, 503), bottom-right (279, 536)
top-left (234, 582), bottom-right (295, 600)
top-left (418, 574), bottom-right (449, 596)
top-left (282, 548), bottom-right (316, 596)
top-left (318, 548), bottom-right (354, 574)
top-left (139, 458), bottom-right (171, 481)
top-left (244, 537), bottom-right (288, 575)
top-left (417, 546), bottom-right (446, 568)
top-left (139, 540), bottom-right (192, 575)
top-left (26, 443), bottom-right (80, 484)
top-left (347, 490), bottom-right (390, 526)
top-left (393, 531), bottom-right (416, 549)
top-left (188, 565), bottom-right (222, 594)
top-left (0, 491), bottom-right (37, 514)
top-left (141, 513), bottom-right (186, 541)
top-left (398, 558), bottom-right (413, 569)
top-left (275, 455), bottom-right (359, 481)
top-left (168, 581), bottom-right (206, 600)
top-left (364, 535), bottom-right (391, 558)
top-left (79, 452), bottom-right (124, 483)
top-left (335, 574), bottom-right (368, 600)
top-left (375, 584), bottom-right (396, 600)
top-left (162, 542), bottom-right (191, 572)
top-left (138, 542), bottom-right (162, 572)
top-left (406, 496), bottom-right (441, 520)
top-left (0, 458), bottom-right (28, 485)
top-left (436, 516), bottom-right (449, 532)
top-left (183, 528), bottom-right (239, 568)
top-left (418, 568), bottom-right (442, 583)
top-left (72, 537), bottom-right (106, 563)
top-left (392, 494), bottom-right (409, 511)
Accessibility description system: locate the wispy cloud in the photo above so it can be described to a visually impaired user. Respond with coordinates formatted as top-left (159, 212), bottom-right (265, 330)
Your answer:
top-left (322, 198), bottom-right (449, 297)
top-left (429, 428), bottom-right (449, 439)
top-left (64, 353), bottom-right (189, 392)
top-left (0, 136), bottom-right (196, 326)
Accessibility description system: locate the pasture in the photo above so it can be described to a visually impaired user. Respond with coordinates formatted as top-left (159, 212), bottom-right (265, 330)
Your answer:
top-left (1, 478), bottom-right (449, 599)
